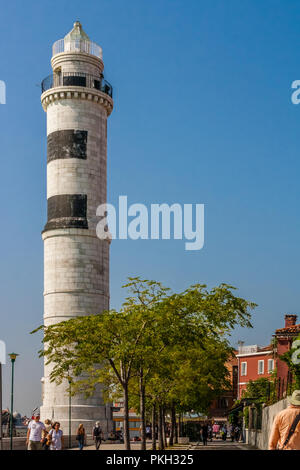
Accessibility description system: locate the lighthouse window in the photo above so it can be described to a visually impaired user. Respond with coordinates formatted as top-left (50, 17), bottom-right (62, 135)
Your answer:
top-left (93, 79), bottom-right (101, 90)
top-left (63, 74), bottom-right (86, 87)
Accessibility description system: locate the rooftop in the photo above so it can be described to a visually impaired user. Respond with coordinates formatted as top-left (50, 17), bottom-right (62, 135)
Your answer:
top-left (275, 314), bottom-right (300, 336)
top-left (275, 323), bottom-right (300, 335)
top-left (236, 344), bottom-right (273, 356)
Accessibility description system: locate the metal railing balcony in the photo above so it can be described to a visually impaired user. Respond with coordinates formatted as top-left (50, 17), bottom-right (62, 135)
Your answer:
top-left (41, 71), bottom-right (113, 98)
top-left (52, 39), bottom-right (103, 59)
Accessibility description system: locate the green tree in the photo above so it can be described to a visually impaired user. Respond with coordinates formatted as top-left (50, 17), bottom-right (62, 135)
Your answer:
top-left (33, 307), bottom-right (149, 450)
top-left (242, 377), bottom-right (274, 403)
top-left (32, 279), bottom-right (255, 450)
top-left (128, 282), bottom-right (255, 448)
top-left (121, 278), bottom-right (170, 449)
top-left (280, 334), bottom-right (300, 389)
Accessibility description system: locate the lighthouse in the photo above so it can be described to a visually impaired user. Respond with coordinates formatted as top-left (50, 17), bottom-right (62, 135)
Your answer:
top-left (40, 22), bottom-right (113, 435)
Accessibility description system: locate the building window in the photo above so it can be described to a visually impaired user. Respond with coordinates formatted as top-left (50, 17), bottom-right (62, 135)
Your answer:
top-left (115, 421), bottom-right (123, 428)
top-left (258, 360), bottom-right (264, 375)
top-left (241, 362), bottom-right (247, 376)
top-left (268, 359), bottom-right (274, 373)
top-left (129, 421), bottom-right (141, 428)
top-left (218, 398), bottom-right (229, 408)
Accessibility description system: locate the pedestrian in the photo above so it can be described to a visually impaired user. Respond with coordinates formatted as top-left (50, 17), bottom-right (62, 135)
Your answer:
top-left (212, 422), bottom-right (219, 438)
top-left (234, 426), bottom-right (240, 442)
top-left (221, 425), bottom-right (227, 441)
top-left (26, 414), bottom-right (46, 450)
top-left (201, 422), bottom-right (208, 446)
top-left (92, 421), bottom-right (102, 450)
top-left (42, 419), bottom-right (52, 450)
top-left (208, 424), bottom-right (213, 442)
top-left (269, 390), bottom-right (300, 450)
top-left (48, 422), bottom-right (64, 450)
top-left (76, 423), bottom-right (86, 451)
top-left (118, 429), bottom-right (124, 443)
top-left (230, 425), bottom-right (235, 442)
top-left (146, 425), bottom-right (151, 439)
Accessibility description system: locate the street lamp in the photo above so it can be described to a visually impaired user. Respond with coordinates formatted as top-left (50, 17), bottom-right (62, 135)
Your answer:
top-left (9, 353), bottom-right (19, 451)
top-left (68, 377), bottom-right (72, 449)
top-left (0, 362), bottom-right (3, 451)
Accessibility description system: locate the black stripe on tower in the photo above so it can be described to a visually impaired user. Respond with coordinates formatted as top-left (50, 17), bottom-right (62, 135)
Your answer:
top-left (47, 130), bottom-right (88, 163)
top-left (43, 194), bottom-right (88, 232)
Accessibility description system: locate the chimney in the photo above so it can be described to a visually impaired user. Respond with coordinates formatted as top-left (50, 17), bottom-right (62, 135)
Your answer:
top-left (285, 314), bottom-right (298, 328)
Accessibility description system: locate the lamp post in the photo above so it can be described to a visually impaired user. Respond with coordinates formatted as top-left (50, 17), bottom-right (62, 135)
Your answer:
top-left (9, 353), bottom-right (18, 450)
top-left (0, 363), bottom-right (3, 451)
top-left (68, 378), bottom-right (72, 449)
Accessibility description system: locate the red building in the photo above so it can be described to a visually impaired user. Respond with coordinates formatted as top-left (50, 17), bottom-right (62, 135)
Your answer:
top-left (236, 344), bottom-right (275, 398)
top-left (211, 314), bottom-right (300, 411)
top-left (274, 314), bottom-right (300, 388)
top-left (208, 355), bottom-right (238, 422)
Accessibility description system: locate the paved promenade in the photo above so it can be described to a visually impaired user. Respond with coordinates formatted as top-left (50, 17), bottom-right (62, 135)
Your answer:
top-left (187, 440), bottom-right (255, 450)
top-left (74, 439), bottom-right (254, 451)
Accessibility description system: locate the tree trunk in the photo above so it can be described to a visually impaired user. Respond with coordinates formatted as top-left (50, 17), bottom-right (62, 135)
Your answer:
top-left (169, 404), bottom-right (176, 446)
top-left (139, 370), bottom-right (146, 450)
top-left (177, 414), bottom-right (181, 438)
top-left (174, 412), bottom-right (178, 444)
top-left (180, 414), bottom-right (184, 438)
top-left (151, 403), bottom-right (157, 450)
top-left (162, 408), bottom-right (167, 448)
top-left (123, 382), bottom-right (131, 450)
top-left (158, 405), bottom-right (164, 450)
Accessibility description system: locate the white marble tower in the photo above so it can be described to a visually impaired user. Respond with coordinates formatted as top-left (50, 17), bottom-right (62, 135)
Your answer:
top-left (40, 22), bottom-right (113, 434)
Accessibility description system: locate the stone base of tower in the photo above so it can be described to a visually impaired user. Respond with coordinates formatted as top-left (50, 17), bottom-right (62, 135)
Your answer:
top-left (40, 403), bottom-right (113, 437)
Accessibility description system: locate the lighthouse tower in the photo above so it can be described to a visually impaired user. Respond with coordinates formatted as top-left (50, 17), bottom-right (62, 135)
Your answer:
top-left (40, 22), bottom-right (113, 435)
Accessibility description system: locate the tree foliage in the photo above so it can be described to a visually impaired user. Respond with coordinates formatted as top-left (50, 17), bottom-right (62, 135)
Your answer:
top-left (32, 277), bottom-right (255, 449)
top-left (242, 377), bottom-right (274, 403)
top-left (280, 334), bottom-right (300, 389)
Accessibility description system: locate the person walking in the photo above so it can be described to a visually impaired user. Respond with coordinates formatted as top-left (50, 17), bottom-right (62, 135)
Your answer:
top-left (42, 419), bottom-right (52, 450)
top-left (118, 429), bottom-right (124, 443)
top-left (76, 424), bottom-right (86, 451)
top-left (201, 423), bottom-right (208, 446)
top-left (208, 424), bottom-right (213, 442)
top-left (92, 422), bottom-right (103, 450)
top-left (26, 414), bottom-right (46, 450)
top-left (269, 390), bottom-right (300, 450)
top-left (48, 422), bottom-right (64, 450)
top-left (221, 425), bottom-right (227, 441)
top-left (212, 422), bottom-right (219, 438)
top-left (234, 425), bottom-right (240, 442)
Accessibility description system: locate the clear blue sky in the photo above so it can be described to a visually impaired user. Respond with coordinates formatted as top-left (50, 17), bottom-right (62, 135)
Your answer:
top-left (1, 0), bottom-right (300, 414)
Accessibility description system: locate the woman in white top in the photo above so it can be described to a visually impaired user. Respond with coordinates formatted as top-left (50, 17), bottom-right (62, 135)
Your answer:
top-left (49, 422), bottom-right (64, 450)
